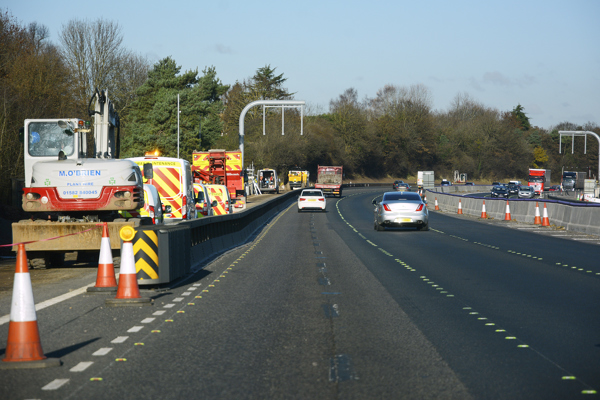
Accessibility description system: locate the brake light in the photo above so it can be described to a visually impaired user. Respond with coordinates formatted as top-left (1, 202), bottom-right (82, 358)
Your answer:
top-left (182, 196), bottom-right (187, 218)
top-left (149, 206), bottom-right (155, 218)
top-left (415, 204), bottom-right (424, 211)
top-left (299, 197), bottom-right (306, 201)
top-left (383, 204), bottom-right (392, 211)
top-left (318, 197), bottom-right (324, 202)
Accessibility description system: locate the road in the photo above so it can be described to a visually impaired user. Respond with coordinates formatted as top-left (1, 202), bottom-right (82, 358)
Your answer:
top-left (0, 187), bottom-right (598, 399)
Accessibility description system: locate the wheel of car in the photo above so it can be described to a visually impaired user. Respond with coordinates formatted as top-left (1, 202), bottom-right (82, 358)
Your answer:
top-left (376, 223), bottom-right (385, 231)
top-left (417, 223), bottom-right (429, 231)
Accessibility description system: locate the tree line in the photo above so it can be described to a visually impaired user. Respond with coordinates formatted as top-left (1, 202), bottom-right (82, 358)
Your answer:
top-left (1, 11), bottom-right (599, 207)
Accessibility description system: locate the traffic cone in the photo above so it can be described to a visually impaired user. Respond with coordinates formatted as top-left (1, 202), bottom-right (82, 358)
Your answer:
top-left (457, 199), bottom-right (463, 214)
top-left (435, 197), bottom-right (439, 211)
top-left (105, 226), bottom-right (152, 307)
top-left (480, 200), bottom-right (488, 219)
top-left (504, 200), bottom-right (511, 221)
top-left (1, 244), bottom-right (60, 369)
top-left (87, 223), bottom-right (117, 293)
top-left (542, 203), bottom-right (550, 226)
top-left (534, 202), bottom-right (542, 225)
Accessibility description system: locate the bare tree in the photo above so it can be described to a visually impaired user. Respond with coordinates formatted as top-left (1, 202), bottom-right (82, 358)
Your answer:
top-left (59, 18), bottom-right (149, 117)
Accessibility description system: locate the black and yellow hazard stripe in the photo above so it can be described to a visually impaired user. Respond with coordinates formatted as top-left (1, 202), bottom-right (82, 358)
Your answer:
top-left (133, 230), bottom-right (159, 280)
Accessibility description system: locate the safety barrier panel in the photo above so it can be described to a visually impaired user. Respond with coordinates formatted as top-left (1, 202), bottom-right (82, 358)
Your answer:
top-left (427, 189), bottom-right (600, 236)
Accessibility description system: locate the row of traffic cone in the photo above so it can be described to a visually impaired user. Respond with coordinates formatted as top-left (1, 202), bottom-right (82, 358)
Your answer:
top-left (452, 198), bottom-right (550, 226)
top-left (2, 223), bottom-right (149, 369)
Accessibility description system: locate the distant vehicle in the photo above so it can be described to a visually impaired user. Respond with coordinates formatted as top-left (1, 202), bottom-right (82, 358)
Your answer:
top-left (258, 168), bottom-right (279, 194)
top-left (441, 179), bottom-right (451, 187)
top-left (548, 185), bottom-right (562, 192)
top-left (492, 182), bottom-right (501, 186)
top-left (372, 191), bottom-right (429, 231)
top-left (528, 168), bottom-right (551, 195)
top-left (465, 182), bottom-right (474, 186)
top-left (417, 171), bottom-right (435, 190)
top-left (206, 184), bottom-right (233, 215)
top-left (193, 183), bottom-right (215, 217)
top-left (491, 186), bottom-right (509, 198)
top-left (297, 189), bottom-right (326, 212)
top-left (508, 180), bottom-right (522, 186)
top-left (394, 182), bottom-right (411, 191)
top-left (518, 186), bottom-right (535, 199)
top-left (507, 184), bottom-right (519, 196)
top-left (315, 165), bottom-right (343, 197)
top-left (561, 171), bottom-right (585, 191)
top-left (392, 180), bottom-right (405, 190)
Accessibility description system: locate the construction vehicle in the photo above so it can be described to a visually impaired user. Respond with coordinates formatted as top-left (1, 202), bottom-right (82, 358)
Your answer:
top-left (288, 168), bottom-right (309, 190)
top-left (258, 169), bottom-right (280, 194)
top-left (128, 154), bottom-right (196, 221)
top-left (315, 165), bottom-right (343, 197)
top-left (192, 149), bottom-right (245, 209)
top-left (528, 168), bottom-right (552, 194)
top-left (12, 90), bottom-right (144, 267)
top-left (561, 171), bottom-right (586, 191)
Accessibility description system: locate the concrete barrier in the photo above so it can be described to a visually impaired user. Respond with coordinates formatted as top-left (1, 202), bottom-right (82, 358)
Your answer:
top-left (427, 189), bottom-right (600, 236)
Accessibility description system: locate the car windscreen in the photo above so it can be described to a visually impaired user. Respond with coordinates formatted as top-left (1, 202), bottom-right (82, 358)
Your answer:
top-left (383, 193), bottom-right (421, 201)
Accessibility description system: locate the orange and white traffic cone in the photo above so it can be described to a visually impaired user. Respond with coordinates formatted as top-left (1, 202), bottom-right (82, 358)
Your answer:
top-left (105, 226), bottom-right (151, 307)
top-left (87, 223), bottom-right (117, 293)
top-left (542, 203), bottom-right (550, 226)
top-left (457, 199), bottom-right (463, 214)
top-left (435, 198), bottom-right (439, 211)
top-left (534, 202), bottom-right (542, 225)
top-left (504, 200), bottom-right (511, 221)
top-left (1, 244), bottom-right (60, 369)
top-left (480, 200), bottom-right (488, 219)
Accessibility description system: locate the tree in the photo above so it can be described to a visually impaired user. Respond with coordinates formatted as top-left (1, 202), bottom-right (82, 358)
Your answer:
top-left (59, 18), bottom-right (149, 119)
top-left (121, 57), bottom-right (228, 160)
top-left (511, 104), bottom-right (530, 131)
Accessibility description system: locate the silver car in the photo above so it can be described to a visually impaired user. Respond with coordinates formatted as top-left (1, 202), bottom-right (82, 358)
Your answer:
top-left (518, 185), bottom-right (535, 199)
top-left (373, 192), bottom-right (429, 231)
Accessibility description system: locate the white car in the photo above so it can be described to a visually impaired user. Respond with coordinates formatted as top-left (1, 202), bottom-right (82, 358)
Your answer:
top-left (297, 189), bottom-right (326, 212)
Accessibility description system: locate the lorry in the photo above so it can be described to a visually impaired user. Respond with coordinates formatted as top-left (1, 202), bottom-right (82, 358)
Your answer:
top-left (528, 168), bottom-right (551, 195)
top-left (417, 171), bottom-right (435, 190)
top-left (288, 168), bottom-right (309, 190)
top-left (192, 149), bottom-right (245, 209)
top-left (315, 165), bottom-right (343, 197)
top-left (12, 90), bottom-right (144, 267)
top-left (258, 169), bottom-right (279, 194)
top-left (561, 171), bottom-right (586, 191)
top-left (128, 154), bottom-right (196, 221)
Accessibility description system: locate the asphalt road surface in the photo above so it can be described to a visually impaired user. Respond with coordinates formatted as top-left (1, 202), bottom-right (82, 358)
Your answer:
top-left (0, 187), bottom-right (598, 399)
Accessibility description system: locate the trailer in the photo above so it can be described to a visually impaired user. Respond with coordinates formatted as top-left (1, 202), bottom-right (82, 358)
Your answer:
top-left (315, 165), bottom-right (343, 197)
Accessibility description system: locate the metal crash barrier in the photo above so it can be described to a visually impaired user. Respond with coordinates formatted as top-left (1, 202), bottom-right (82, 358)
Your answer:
top-left (134, 191), bottom-right (296, 285)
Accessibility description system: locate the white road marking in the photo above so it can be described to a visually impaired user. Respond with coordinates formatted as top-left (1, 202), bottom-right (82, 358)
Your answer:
top-left (111, 336), bottom-right (128, 344)
top-left (163, 304), bottom-right (175, 308)
top-left (173, 297), bottom-right (184, 302)
top-left (141, 318), bottom-right (155, 323)
top-left (153, 310), bottom-right (166, 315)
top-left (92, 348), bottom-right (112, 356)
top-left (127, 326), bottom-right (144, 333)
top-left (70, 361), bottom-right (93, 372)
top-left (42, 378), bottom-right (70, 390)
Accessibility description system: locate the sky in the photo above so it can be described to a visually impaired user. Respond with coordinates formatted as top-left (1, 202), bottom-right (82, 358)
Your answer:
top-left (5, 0), bottom-right (599, 129)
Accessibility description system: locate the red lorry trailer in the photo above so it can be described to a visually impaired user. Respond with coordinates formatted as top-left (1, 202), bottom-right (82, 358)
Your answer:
top-left (315, 165), bottom-right (343, 197)
top-left (528, 168), bottom-right (551, 194)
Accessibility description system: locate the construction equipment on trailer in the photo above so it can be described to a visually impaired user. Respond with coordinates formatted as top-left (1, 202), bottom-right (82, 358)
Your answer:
top-left (12, 89), bottom-right (144, 267)
top-left (192, 149), bottom-right (246, 209)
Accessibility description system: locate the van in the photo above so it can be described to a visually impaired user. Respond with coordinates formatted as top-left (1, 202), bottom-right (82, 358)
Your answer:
top-left (206, 184), bottom-right (232, 215)
top-left (258, 169), bottom-right (279, 193)
top-left (128, 156), bottom-right (196, 222)
top-left (118, 184), bottom-right (166, 225)
top-left (193, 183), bottom-right (215, 217)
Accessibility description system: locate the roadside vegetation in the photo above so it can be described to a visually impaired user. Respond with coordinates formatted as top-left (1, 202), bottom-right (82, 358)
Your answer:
top-left (1, 11), bottom-right (598, 207)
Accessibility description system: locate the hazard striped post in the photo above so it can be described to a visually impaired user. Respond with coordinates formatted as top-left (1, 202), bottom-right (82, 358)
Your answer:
top-left (542, 203), bottom-right (550, 226)
top-left (504, 200), bottom-right (511, 221)
top-left (105, 226), bottom-right (152, 307)
top-left (434, 197), bottom-right (439, 211)
top-left (480, 200), bottom-right (488, 219)
top-left (457, 199), bottom-right (463, 214)
top-left (1, 244), bottom-right (60, 369)
top-left (87, 223), bottom-right (117, 293)
top-left (534, 202), bottom-right (542, 225)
